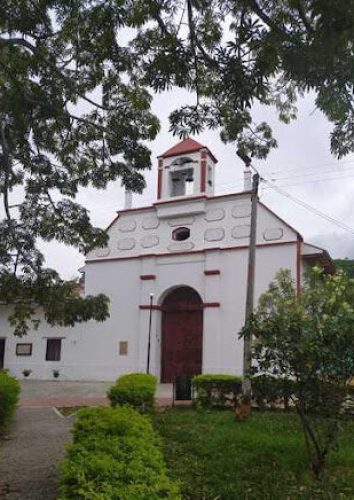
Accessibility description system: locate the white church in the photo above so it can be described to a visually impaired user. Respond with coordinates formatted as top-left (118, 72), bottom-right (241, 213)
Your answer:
top-left (0, 138), bottom-right (333, 381)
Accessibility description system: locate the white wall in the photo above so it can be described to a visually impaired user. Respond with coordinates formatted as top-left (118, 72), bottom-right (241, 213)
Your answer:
top-left (86, 193), bottom-right (298, 263)
top-left (0, 192), bottom-right (300, 381)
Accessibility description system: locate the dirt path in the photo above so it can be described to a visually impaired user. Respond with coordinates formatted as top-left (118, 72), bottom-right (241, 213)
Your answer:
top-left (0, 408), bottom-right (72, 500)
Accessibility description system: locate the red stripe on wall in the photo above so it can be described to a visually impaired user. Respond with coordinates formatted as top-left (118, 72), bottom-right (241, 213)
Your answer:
top-left (200, 159), bottom-right (206, 193)
top-left (157, 159), bottom-right (163, 199)
top-left (296, 238), bottom-right (301, 295)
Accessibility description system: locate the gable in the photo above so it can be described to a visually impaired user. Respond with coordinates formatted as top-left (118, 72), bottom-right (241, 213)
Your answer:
top-left (257, 201), bottom-right (301, 243)
top-left (85, 194), bottom-right (301, 264)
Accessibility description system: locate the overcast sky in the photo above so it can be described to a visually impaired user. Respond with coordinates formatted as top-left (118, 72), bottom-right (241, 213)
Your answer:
top-left (40, 88), bottom-right (354, 279)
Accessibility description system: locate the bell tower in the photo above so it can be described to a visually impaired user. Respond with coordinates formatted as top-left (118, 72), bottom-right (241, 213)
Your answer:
top-left (157, 138), bottom-right (218, 201)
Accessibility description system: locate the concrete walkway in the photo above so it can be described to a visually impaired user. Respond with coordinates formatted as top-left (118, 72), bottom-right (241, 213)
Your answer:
top-left (0, 382), bottom-right (187, 499)
top-left (19, 380), bottom-right (111, 407)
top-left (18, 380), bottom-right (176, 407)
top-left (0, 407), bottom-right (72, 499)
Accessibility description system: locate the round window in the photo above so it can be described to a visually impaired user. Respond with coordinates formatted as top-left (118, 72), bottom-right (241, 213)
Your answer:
top-left (172, 227), bottom-right (190, 241)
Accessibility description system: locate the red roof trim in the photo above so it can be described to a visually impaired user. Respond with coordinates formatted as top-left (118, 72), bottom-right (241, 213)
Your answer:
top-left (154, 195), bottom-right (207, 207)
top-left (115, 191), bottom-right (253, 216)
top-left (302, 242), bottom-right (330, 255)
top-left (105, 214), bottom-right (119, 231)
top-left (159, 138), bottom-right (218, 163)
top-left (302, 252), bottom-right (335, 274)
top-left (104, 194), bottom-right (302, 243)
top-left (116, 205), bottom-right (153, 215)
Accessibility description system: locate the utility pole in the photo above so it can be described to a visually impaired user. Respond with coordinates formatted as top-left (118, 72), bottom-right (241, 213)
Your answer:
top-left (242, 171), bottom-right (260, 396)
top-left (146, 293), bottom-right (154, 374)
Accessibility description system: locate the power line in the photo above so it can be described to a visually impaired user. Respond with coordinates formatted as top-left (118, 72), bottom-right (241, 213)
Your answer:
top-left (267, 158), bottom-right (354, 176)
top-left (264, 181), bottom-right (354, 235)
top-left (269, 165), bottom-right (354, 182)
top-left (262, 179), bottom-right (354, 236)
top-left (86, 166), bottom-right (354, 227)
top-left (268, 173), bottom-right (354, 189)
top-left (90, 172), bottom-right (354, 215)
top-left (219, 166), bottom-right (354, 192)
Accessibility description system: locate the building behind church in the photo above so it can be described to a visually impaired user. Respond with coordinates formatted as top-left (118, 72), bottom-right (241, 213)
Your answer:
top-left (0, 138), bottom-right (333, 381)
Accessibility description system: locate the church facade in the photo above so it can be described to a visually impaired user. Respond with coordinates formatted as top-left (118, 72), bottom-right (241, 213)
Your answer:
top-left (0, 138), bottom-right (333, 381)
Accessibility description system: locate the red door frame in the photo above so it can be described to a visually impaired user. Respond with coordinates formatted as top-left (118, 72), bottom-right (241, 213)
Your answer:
top-left (0, 338), bottom-right (5, 370)
top-left (161, 287), bottom-right (203, 383)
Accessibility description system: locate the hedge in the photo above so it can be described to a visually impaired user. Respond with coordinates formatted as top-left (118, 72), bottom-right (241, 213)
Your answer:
top-left (251, 375), bottom-right (296, 409)
top-left (59, 406), bottom-right (180, 500)
top-left (107, 373), bottom-right (157, 412)
top-left (192, 374), bottom-right (243, 407)
top-left (0, 371), bottom-right (20, 434)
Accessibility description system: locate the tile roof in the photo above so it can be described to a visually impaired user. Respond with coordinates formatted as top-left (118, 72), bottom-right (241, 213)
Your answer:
top-left (159, 138), bottom-right (218, 163)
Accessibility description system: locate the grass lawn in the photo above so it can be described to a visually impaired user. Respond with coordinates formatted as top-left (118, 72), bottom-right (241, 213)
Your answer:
top-left (153, 408), bottom-right (354, 499)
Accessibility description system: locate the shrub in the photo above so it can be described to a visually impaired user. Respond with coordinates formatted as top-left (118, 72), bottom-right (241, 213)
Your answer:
top-left (59, 406), bottom-right (180, 500)
top-left (0, 371), bottom-right (20, 434)
top-left (192, 374), bottom-right (243, 407)
top-left (107, 373), bottom-right (157, 412)
top-left (251, 375), bottom-right (296, 409)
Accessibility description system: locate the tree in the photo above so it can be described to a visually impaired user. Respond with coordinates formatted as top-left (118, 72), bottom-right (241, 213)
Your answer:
top-left (2, 1), bottom-right (354, 333)
top-left (335, 259), bottom-right (354, 278)
top-left (132, 0), bottom-right (354, 158)
top-left (0, 1), bottom-right (160, 334)
top-left (241, 268), bottom-right (354, 478)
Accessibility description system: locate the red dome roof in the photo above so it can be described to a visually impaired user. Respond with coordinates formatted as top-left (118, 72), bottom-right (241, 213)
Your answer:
top-left (159, 138), bottom-right (218, 163)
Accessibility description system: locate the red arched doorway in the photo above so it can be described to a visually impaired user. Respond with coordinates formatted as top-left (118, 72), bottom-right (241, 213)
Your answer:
top-left (161, 286), bottom-right (203, 383)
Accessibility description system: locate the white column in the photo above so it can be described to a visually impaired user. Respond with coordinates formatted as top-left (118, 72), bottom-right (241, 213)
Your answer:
top-left (137, 257), bottom-right (158, 375)
top-left (124, 190), bottom-right (132, 209)
top-left (203, 250), bottom-right (222, 373)
top-left (244, 167), bottom-right (252, 191)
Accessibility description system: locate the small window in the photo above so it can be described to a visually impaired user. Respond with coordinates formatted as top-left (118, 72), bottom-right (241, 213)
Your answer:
top-left (16, 343), bottom-right (32, 356)
top-left (119, 341), bottom-right (128, 356)
top-left (172, 227), bottom-right (190, 241)
top-left (46, 339), bottom-right (62, 361)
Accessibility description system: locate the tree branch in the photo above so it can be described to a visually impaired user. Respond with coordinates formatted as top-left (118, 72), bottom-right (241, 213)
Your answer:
top-left (249, 0), bottom-right (290, 39)
top-left (70, 114), bottom-right (105, 131)
top-left (0, 37), bottom-right (38, 54)
top-left (296, 402), bottom-right (323, 460)
top-left (296, 0), bottom-right (314, 34)
top-left (186, 0), bottom-right (218, 68)
top-left (187, 0), bottom-right (200, 105)
top-left (0, 123), bottom-right (40, 275)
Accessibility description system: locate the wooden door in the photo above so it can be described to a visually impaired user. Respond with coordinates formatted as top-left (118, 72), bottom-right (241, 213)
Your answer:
top-left (161, 287), bottom-right (203, 383)
top-left (0, 339), bottom-right (5, 370)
